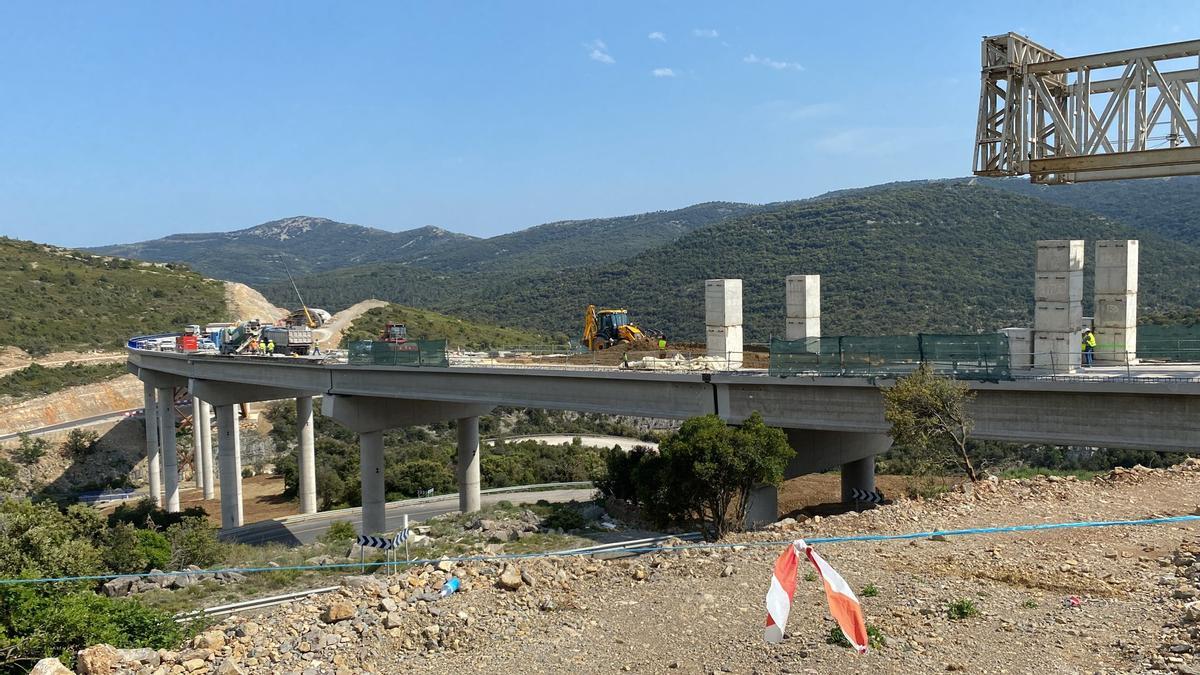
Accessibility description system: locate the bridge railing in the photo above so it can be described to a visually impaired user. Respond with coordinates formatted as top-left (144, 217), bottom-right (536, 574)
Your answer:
top-left (769, 334), bottom-right (1012, 381)
top-left (347, 340), bottom-right (449, 367)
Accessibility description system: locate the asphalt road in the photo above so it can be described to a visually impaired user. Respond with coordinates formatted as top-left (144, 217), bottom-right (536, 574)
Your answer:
top-left (222, 487), bottom-right (598, 546)
top-left (0, 408), bottom-right (141, 442)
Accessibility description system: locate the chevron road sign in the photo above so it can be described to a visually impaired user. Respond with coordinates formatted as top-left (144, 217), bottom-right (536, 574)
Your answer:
top-left (849, 487), bottom-right (885, 504)
top-left (356, 534), bottom-right (395, 550)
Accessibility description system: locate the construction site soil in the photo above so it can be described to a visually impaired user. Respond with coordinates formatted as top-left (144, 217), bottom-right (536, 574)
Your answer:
top-left (74, 461), bottom-right (1200, 674)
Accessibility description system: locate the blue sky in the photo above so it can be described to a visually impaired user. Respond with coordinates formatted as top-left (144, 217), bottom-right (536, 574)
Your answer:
top-left (0, 2), bottom-right (1196, 247)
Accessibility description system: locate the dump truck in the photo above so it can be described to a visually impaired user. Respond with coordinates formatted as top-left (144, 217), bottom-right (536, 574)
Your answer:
top-left (583, 305), bottom-right (664, 350)
top-left (261, 325), bottom-right (314, 355)
top-left (213, 320), bottom-right (262, 355)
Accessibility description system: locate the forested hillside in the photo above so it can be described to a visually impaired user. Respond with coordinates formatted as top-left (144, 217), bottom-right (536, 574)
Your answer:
top-left (339, 304), bottom-right (561, 349)
top-left (90, 216), bottom-right (474, 285)
top-left (271, 183), bottom-right (1200, 342)
top-left (0, 238), bottom-right (227, 353)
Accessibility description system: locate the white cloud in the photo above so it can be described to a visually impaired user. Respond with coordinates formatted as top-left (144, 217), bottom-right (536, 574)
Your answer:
top-left (648, 31), bottom-right (666, 42)
top-left (743, 53), bottom-right (804, 71)
top-left (652, 68), bottom-right (676, 78)
top-left (586, 39), bottom-right (614, 64)
top-left (692, 28), bottom-right (719, 38)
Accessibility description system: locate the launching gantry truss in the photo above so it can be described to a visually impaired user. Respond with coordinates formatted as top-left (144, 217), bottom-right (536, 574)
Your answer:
top-left (974, 33), bottom-right (1200, 183)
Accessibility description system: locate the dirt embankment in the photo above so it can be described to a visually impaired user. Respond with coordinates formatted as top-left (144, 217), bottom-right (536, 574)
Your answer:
top-left (225, 282), bottom-right (289, 323)
top-left (314, 299), bottom-right (389, 348)
top-left (0, 346), bottom-right (126, 378)
top-left (97, 461), bottom-right (1200, 674)
top-left (0, 374), bottom-right (143, 437)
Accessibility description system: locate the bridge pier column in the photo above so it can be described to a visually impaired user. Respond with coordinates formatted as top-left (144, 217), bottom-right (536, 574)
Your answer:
top-left (297, 396), bottom-right (317, 515)
top-left (360, 430), bottom-right (386, 535)
top-left (840, 455), bottom-right (876, 503)
top-left (191, 398), bottom-right (205, 490)
top-left (142, 381), bottom-right (162, 507)
top-left (215, 404), bottom-right (244, 529)
top-left (457, 416), bottom-right (481, 514)
top-left (199, 400), bottom-right (214, 500)
top-left (156, 386), bottom-right (180, 512)
top-left (744, 485), bottom-right (779, 529)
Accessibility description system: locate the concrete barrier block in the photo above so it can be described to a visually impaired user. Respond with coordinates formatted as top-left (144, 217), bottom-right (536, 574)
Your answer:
top-left (1094, 293), bottom-right (1137, 328)
top-left (1036, 239), bottom-right (1085, 272)
top-left (1095, 265), bottom-right (1138, 294)
top-left (1095, 239), bottom-right (1138, 269)
top-left (705, 279), bottom-right (742, 326)
top-left (784, 317), bottom-right (820, 341)
top-left (1034, 302), bottom-right (1083, 332)
top-left (1094, 326), bottom-right (1137, 364)
top-left (1034, 271), bottom-right (1083, 302)
top-left (705, 325), bottom-right (743, 368)
top-left (999, 327), bottom-right (1033, 368)
top-left (1033, 331), bottom-right (1082, 370)
top-left (785, 275), bottom-right (820, 318)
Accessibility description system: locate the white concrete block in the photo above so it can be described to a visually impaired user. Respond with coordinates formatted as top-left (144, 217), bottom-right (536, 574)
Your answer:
top-left (999, 327), bottom-right (1033, 368)
top-left (1034, 271), bottom-right (1083, 303)
top-left (1095, 265), bottom-right (1138, 295)
top-left (1036, 240), bottom-right (1085, 272)
top-left (1094, 293), bottom-right (1137, 328)
top-left (785, 275), bottom-right (820, 318)
top-left (705, 324), bottom-right (743, 368)
top-left (1033, 302), bottom-right (1083, 332)
top-left (785, 317), bottom-right (820, 341)
top-left (1033, 331), bottom-right (1081, 371)
top-left (1094, 326), bottom-right (1137, 363)
top-left (1094, 239), bottom-right (1138, 269)
top-left (705, 279), bottom-right (742, 326)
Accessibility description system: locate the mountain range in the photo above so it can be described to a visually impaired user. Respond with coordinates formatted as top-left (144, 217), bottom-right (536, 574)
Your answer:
top-left (86, 176), bottom-right (1200, 342)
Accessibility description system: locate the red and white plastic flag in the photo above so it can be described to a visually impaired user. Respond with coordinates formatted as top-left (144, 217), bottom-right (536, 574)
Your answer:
top-left (764, 539), bottom-right (869, 653)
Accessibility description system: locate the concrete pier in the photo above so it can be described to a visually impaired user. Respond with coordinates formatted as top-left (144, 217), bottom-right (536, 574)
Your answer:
top-left (191, 398), bottom-right (205, 490)
top-left (785, 274), bottom-right (821, 343)
top-left (840, 455), bottom-right (877, 503)
top-left (1094, 240), bottom-right (1139, 364)
top-left (156, 386), bottom-right (180, 512)
top-left (215, 404), bottom-right (243, 529)
top-left (297, 396), bottom-right (317, 515)
top-left (457, 416), bottom-right (481, 514)
top-left (199, 400), bottom-right (214, 500)
top-left (360, 430), bottom-right (386, 535)
top-left (142, 381), bottom-right (162, 507)
top-left (705, 278), bottom-right (743, 368)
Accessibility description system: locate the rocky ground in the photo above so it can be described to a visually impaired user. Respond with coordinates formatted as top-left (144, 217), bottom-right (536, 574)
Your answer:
top-left (46, 460), bottom-right (1200, 675)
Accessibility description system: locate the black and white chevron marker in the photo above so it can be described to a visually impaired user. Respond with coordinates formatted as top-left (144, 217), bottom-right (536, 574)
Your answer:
top-left (849, 487), bottom-right (885, 504)
top-left (356, 534), bottom-right (395, 550)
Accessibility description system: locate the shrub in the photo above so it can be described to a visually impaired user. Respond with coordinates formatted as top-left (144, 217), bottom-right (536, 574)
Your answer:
top-left (947, 598), bottom-right (979, 620)
top-left (62, 429), bottom-right (100, 458)
top-left (322, 521), bottom-right (357, 548)
top-left (108, 498), bottom-right (207, 531)
top-left (165, 517), bottom-right (225, 568)
top-left (536, 503), bottom-right (586, 531)
top-left (860, 584), bottom-right (879, 597)
top-left (14, 433), bottom-right (48, 465)
top-left (385, 459), bottom-right (454, 498)
top-left (826, 624), bottom-right (886, 649)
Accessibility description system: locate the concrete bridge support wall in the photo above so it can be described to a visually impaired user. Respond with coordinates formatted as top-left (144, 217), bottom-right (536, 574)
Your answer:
top-left (142, 381), bottom-right (162, 507)
top-left (457, 417), bottom-right (481, 514)
top-left (191, 398), bottom-right (205, 490)
top-left (199, 400), bottom-right (214, 500)
top-left (156, 386), bottom-right (180, 512)
top-left (297, 396), bottom-right (317, 515)
top-left (359, 430), bottom-right (386, 535)
top-left (215, 404), bottom-right (244, 529)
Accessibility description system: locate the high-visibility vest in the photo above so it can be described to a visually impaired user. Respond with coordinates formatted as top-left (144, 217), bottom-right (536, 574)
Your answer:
top-left (1083, 333), bottom-right (1096, 349)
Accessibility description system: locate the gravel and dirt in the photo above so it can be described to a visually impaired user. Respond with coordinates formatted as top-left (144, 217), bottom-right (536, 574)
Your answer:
top-left (71, 460), bottom-right (1200, 674)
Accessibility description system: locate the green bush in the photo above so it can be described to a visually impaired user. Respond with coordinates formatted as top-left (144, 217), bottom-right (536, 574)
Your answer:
top-left (322, 521), bottom-right (357, 548)
top-left (0, 588), bottom-right (181, 671)
top-left (62, 429), bottom-right (100, 458)
top-left (385, 459), bottom-right (454, 498)
top-left (165, 517), bottom-right (224, 568)
top-left (860, 584), bottom-right (879, 598)
top-left (13, 433), bottom-right (48, 465)
top-left (947, 598), bottom-right (979, 620)
top-left (826, 624), bottom-right (886, 650)
top-left (108, 498), bottom-right (207, 531)
top-left (535, 503), bottom-right (587, 531)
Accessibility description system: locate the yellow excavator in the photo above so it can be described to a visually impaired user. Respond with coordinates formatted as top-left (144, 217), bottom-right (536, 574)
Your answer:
top-left (583, 305), bottom-right (664, 350)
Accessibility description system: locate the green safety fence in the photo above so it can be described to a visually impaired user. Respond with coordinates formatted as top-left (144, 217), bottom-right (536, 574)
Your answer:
top-left (348, 340), bottom-right (449, 367)
top-left (1137, 324), bottom-right (1200, 362)
top-left (769, 333), bottom-right (1011, 381)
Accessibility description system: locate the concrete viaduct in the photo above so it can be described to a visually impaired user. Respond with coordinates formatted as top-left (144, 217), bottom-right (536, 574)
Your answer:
top-left (128, 348), bottom-right (1200, 535)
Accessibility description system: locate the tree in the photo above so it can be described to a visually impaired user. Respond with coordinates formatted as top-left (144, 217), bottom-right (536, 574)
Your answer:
top-left (13, 434), bottom-right (47, 466)
top-left (62, 429), bottom-right (99, 458)
top-left (652, 413), bottom-right (793, 539)
top-left (882, 363), bottom-right (980, 482)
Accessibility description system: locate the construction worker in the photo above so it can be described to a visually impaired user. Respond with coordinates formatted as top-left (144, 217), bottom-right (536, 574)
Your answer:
top-left (266, 339), bottom-right (276, 355)
top-left (257, 340), bottom-right (267, 355)
top-left (1081, 328), bottom-right (1096, 367)
top-left (658, 336), bottom-right (667, 359)
top-left (621, 351), bottom-right (630, 369)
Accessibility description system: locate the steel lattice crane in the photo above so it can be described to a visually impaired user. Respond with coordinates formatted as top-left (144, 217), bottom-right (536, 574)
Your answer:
top-left (974, 33), bottom-right (1200, 184)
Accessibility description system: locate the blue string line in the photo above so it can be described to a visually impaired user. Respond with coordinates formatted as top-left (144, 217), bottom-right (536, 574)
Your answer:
top-left (2, 514), bottom-right (1196, 587)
